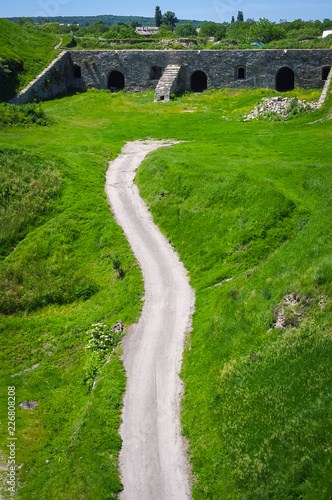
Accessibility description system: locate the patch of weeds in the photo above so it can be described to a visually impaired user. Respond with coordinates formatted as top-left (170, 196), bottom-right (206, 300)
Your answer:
top-left (262, 287), bottom-right (272, 300)
top-left (112, 254), bottom-right (125, 279)
top-left (0, 103), bottom-right (51, 127)
top-left (83, 322), bottom-right (121, 392)
top-left (74, 282), bottom-right (98, 301)
top-left (85, 322), bottom-right (118, 352)
top-left (83, 349), bottom-right (106, 391)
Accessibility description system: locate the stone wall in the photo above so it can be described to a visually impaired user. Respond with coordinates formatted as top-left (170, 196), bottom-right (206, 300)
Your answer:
top-left (318, 67), bottom-right (332, 106)
top-left (69, 49), bottom-right (332, 92)
top-left (9, 51), bottom-right (73, 104)
top-left (9, 49), bottom-right (332, 104)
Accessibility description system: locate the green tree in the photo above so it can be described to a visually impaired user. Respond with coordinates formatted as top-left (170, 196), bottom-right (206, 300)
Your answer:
top-left (249, 18), bottom-right (284, 43)
top-left (155, 6), bottom-right (162, 27)
top-left (226, 20), bottom-right (251, 42)
top-left (231, 16), bottom-right (235, 23)
top-left (17, 17), bottom-right (35, 26)
top-left (118, 27), bottom-right (137, 38)
top-left (284, 18), bottom-right (304, 32)
top-left (287, 27), bottom-right (320, 39)
top-left (214, 23), bottom-right (228, 40)
top-left (199, 22), bottom-right (228, 40)
top-left (104, 25), bottom-right (138, 39)
top-left (322, 18), bottom-right (332, 30)
top-left (87, 21), bottom-right (110, 35)
top-left (175, 23), bottom-right (197, 38)
top-left (237, 11), bottom-right (244, 22)
top-left (199, 22), bottom-right (216, 37)
top-left (162, 11), bottom-right (178, 27)
top-left (40, 22), bottom-right (62, 34)
top-left (156, 25), bottom-right (173, 37)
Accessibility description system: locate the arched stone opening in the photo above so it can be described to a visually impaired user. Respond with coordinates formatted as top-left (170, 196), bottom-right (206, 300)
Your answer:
top-left (276, 67), bottom-right (294, 92)
top-left (150, 66), bottom-right (162, 80)
top-left (191, 70), bottom-right (207, 92)
top-left (237, 66), bottom-right (246, 80)
top-left (322, 66), bottom-right (331, 80)
top-left (73, 65), bottom-right (81, 78)
top-left (108, 71), bottom-right (125, 90)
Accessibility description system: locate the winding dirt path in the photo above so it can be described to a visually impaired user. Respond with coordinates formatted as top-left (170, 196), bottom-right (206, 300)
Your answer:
top-left (54, 37), bottom-right (62, 49)
top-left (105, 140), bottom-right (194, 500)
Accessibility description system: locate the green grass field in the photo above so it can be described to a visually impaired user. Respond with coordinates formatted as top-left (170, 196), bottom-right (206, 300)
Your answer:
top-left (0, 86), bottom-right (331, 499)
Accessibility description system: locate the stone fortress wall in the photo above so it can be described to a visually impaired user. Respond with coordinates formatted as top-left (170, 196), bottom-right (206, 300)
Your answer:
top-left (10, 49), bottom-right (332, 104)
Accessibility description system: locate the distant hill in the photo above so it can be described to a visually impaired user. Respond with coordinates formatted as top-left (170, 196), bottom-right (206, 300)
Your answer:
top-left (5, 15), bottom-right (204, 28)
top-left (0, 18), bottom-right (58, 101)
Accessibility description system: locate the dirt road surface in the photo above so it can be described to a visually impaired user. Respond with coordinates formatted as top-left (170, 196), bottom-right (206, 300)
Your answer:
top-left (105, 140), bottom-right (194, 500)
top-left (54, 36), bottom-right (62, 49)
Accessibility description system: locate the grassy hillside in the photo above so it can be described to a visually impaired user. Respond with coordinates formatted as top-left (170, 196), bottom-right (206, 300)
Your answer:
top-left (0, 87), bottom-right (331, 499)
top-left (135, 96), bottom-right (332, 498)
top-left (0, 19), bottom-right (58, 101)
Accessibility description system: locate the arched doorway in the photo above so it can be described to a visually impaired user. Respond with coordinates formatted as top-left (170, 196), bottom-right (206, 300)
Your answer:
top-left (191, 70), bottom-right (207, 92)
top-left (150, 66), bottom-right (162, 80)
top-left (73, 65), bottom-right (81, 78)
top-left (108, 71), bottom-right (125, 90)
top-left (322, 66), bottom-right (331, 80)
top-left (276, 67), bottom-right (294, 92)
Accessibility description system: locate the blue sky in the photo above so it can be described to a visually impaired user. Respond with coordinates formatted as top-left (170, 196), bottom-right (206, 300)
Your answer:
top-left (1, 0), bottom-right (331, 23)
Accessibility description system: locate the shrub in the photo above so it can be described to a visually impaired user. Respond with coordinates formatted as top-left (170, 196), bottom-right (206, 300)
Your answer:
top-left (174, 23), bottom-right (197, 38)
top-left (85, 322), bottom-right (117, 351)
top-left (0, 102), bottom-right (50, 127)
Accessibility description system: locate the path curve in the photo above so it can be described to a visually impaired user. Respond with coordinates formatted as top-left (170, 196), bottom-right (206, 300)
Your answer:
top-left (54, 36), bottom-right (62, 49)
top-left (105, 140), bottom-right (194, 500)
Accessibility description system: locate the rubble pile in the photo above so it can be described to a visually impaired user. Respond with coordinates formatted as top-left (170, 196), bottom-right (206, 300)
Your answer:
top-left (244, 96), bottom-right (319, 120)
top-left (111, 320), bottom-right (125, 333)
top-left (269, 294), bottom-right (303, 331)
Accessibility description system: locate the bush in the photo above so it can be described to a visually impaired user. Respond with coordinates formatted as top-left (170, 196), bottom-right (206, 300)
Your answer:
top-left (0, 102), bottom-right (50, 127)
top-left (174, 23), bottom-right (197, 38)
top-left (85, 322), bottom-right (117, 351)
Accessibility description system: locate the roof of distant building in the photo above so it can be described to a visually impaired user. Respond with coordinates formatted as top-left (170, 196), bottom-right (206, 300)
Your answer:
top-left (250, 42), bottom-right (265, 47)
top-left (135, 26), bottom-right (159, 35)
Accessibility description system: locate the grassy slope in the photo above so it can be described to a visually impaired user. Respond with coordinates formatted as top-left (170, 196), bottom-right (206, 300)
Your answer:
top-left (0, 19), bottom-right (58, 100)
top-left (0, 87), bottom-right (331, 499)
top-left (136, 97), bottom-right (332, 498)
top-left (0, 110), bottom-right (144, 499)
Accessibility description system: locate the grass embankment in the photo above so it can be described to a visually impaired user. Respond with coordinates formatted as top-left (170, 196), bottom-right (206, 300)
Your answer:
top-left (71, 34), bottom-right (332, 51)
top-left (265, 37), bottom-right (332, 49)
top-left (0, 87), bottom-right (331, 499)
top-left (137, 124), bottom-right (332, 499)
top-left (0, 19), bottom-right (58, 101)
top-left (0, 111), bottom-right (144, 498)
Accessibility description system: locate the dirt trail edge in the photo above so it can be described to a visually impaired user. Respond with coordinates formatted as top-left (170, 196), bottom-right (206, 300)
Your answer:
top-left (105, 140), bottom-right (195, 500)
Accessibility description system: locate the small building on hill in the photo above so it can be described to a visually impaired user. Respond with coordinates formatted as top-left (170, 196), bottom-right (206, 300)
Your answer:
top-left (135, 26), bottom-right (159, 36)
